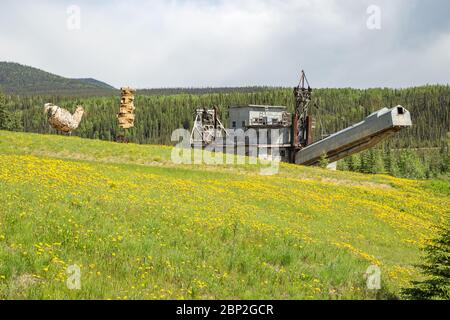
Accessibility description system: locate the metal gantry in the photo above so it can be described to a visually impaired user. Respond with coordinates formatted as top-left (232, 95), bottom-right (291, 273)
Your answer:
top-left (293, 70), bottom-right (314, 148)
top-left (190, 107), bottom-right (229, 146)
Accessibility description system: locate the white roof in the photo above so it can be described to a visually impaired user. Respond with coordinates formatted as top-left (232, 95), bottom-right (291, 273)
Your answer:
top-left (230, 104), bottom-right (287, 109)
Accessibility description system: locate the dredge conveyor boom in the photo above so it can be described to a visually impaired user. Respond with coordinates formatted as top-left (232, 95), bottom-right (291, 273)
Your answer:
top-left (295, 106), bottom-right (412, 166)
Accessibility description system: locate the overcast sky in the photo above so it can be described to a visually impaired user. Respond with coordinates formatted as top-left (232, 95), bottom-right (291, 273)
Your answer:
top-left (0, 0), bottom-right (449, 88)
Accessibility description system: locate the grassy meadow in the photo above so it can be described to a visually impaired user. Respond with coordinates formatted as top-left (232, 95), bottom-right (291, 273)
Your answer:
top-left (0, 130), bottom-right (448, 299)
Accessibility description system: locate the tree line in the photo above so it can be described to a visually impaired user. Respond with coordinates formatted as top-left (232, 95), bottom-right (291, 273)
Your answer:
top-left (0, 85), bottom-right (449, 179)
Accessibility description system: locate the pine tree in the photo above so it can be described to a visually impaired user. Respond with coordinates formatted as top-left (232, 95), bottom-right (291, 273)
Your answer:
top-left (0, 90), bottom-right (22, 131)
top-left (318, 153), bottom-right (329, 168)
top-left (398, 151), bottom-right (426, 179)
top-left (402, 225), bottom-right (450, 300)
top-left (0, 90), bottom-right (10, 130)
top-left (349, 154), bottom-right (361, 172)
top-left (443, 132), bottom-right (450, 173)
top-left (372, 150), bottom-right (386, 174)
top-left (360, 151), bottom-right (372, 174)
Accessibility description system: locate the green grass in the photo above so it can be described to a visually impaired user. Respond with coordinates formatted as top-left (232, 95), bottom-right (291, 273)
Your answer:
top-left (0, 130), bottom-right (448, 300)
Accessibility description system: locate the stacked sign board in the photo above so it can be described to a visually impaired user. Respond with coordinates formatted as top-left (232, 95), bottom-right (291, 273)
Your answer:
top-left (118, 87), bottom-right (136, 129)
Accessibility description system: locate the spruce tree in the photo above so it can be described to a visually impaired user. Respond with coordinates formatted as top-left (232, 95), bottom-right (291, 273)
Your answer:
top-left (370, 149), bottom-right (385, 174)
top-left (402, 225), bottom-right (450, 300)
top-left (444, 132), bottom-right (450, 173)
top-left (0, 90), bottom-right (10, 130)
top-left (318, 153), bottom-right (329, 168)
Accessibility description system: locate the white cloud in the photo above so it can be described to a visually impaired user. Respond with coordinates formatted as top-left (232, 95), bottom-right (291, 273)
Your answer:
top-left (0, 0), bottom-right (448, 88)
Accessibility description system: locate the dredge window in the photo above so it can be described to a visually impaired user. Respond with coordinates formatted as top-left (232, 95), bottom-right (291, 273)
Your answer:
top-left (397, 107), bottom-right (404, 115)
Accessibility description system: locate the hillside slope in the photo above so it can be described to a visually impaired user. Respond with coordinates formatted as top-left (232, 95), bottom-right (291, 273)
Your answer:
top-left (0, 62), bottom-right (117, 96)
top-left (0, 131), bottom-right (448, 299)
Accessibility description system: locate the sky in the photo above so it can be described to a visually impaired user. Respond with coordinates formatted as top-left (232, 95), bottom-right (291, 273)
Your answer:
top-left (0, 0), bottom-right (449, 88)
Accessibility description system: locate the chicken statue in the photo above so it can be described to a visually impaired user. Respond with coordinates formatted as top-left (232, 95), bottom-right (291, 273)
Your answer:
top-left (44, 103), bottom-right (85, 134)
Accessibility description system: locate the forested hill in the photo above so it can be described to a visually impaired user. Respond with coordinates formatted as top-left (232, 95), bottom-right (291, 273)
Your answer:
top-left (137, 87), bottom-right (281, 96)
top-left (2, 85), bottom-right (448, 150)
top-left (0, 62), bottom-right (117, 96)
top-left (0, 64), bottom-right (449, 178)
